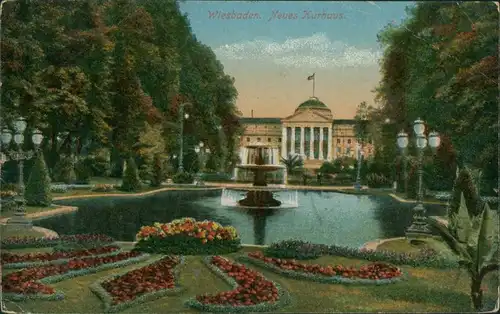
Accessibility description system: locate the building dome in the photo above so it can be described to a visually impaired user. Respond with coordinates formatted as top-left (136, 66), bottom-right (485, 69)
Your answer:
top-left (296, 97), bottom-right (328, 110)
top-left (294, 97), bottom-right (332, 118)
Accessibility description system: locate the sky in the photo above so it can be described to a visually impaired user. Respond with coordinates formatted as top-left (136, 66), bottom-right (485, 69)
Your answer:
top-left (179, 1), bottom-right (414, 118)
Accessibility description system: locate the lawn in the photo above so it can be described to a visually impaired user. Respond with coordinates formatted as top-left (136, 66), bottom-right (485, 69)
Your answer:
top-left (0, 224), bottom-right (47, 239)
top-left (2, 244), bottom-right (496, 313)
top-left (0, 205), bottom-right (61, 219)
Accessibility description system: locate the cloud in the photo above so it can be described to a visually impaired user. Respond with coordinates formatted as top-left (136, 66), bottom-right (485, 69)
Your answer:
top-left (214, 33), bottom-right (382, 68)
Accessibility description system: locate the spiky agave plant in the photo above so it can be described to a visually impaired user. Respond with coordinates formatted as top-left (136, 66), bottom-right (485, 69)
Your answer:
top-left (428, 192), bottom-right (499, 310)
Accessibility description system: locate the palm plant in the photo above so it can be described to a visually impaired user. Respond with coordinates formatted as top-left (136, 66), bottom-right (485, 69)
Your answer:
top-left (428, 192), bottom-right (498, 310)
top-left (280, 154), bottom-right (304, 175)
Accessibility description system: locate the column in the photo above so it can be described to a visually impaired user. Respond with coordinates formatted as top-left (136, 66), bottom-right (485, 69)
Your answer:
top-left (309, 126), bottom-right (314, 159)
top-left (300, 127), bottom-right (305, 157)
top-left (319, 127), bottom-right (324, 160)
top-left (290, 126), bottom-right (295, 156)
top-left (327, 127), bottom-right (333, 161)
top-left (268, 147), bottom-right (272, 164)
top-left (281, 127), bottom-right (287, 159)
top-left (274, 148), bottom-right (279, 165)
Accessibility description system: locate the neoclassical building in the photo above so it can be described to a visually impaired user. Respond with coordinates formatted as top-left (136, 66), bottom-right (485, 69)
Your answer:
top-left (238, 97), bottom-right (374, 170)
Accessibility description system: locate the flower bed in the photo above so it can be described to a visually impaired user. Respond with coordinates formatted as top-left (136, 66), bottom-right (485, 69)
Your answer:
top-left (185, 256), bottom-right (290, 312)
top-left (241, 251), bottom-right (404, 285)
top-left (2, 245), bottom-right (122, 269)
top-left (133, 218), bottom-right (241, 255)
top-left (264, 239), bottom-right (459, 269)
top-left (2, 251), bottom-right (148, 301)
top-left (90, 255), bottom-right (185, 313)
top-left (1, 234), bottom-right (114, 249)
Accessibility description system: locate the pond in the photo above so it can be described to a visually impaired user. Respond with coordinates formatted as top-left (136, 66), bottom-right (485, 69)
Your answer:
top-left (35, 189), bottom-right (447, 248)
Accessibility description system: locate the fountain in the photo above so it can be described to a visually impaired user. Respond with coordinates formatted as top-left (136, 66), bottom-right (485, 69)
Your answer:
top-left (226, 144), bottom-right (295, 208)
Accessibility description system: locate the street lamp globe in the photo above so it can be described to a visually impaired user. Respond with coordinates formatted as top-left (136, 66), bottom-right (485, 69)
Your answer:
top-left (194, 146), bottom-right (200, 153)
top-left (1, 128), bottom-right (12, 145)
top-left (413, 118), bottom-right (425, 136)
top-left (173, 154), bottom-right (177, 159)
top-left (32, 129), bottom-right (44, 146)
top-left (13, 133), bottom-right (24, 145)
top-left (184, 113), bottom-right (189, 119)
top-left (397, 130), bottom-right (409, 149)
top-left (14, 116), bottom-right (27, 133)
top-left (199, 142), bottom-right (204, 148)
top-left (428, 131), bottom-right (441, 149)
top-left (416, 135), bottom-right (427, 149)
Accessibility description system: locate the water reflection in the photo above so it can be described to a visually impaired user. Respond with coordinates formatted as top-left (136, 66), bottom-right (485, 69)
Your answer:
top-left (36, 190), bottom-right (448, 247)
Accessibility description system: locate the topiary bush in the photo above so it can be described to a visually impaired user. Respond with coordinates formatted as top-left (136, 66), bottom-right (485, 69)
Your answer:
top-left (150, 154), bottom-right (167, 187)
top-left (74, 159), bottom-right (92, 184)
top-left (25, 154), bottom-right (52, 207)
top-left (120, 158), bottom-right (142, 192)
top-left (366, 173), bottom-right (391, 188)
top-left (133, 218), bottom-right (241, 255)
top-left (52, 156), bottom-right (76, 184)
top-left (264, 240), bottom-right (325, 260)
top-left (172, 172), bottom-right (194, 184)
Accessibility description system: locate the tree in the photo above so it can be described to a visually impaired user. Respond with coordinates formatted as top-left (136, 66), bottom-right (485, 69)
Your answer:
top-left (25, 153), bottom-right (52, 206)
top-left (375, 2), bottom-right (498, 195)
top-left (354, 101), bottom-right (373, 144)
top-left (280, 154), bottom-right (304, 176)
top-left (428, 193), bottom-right (498, 310)
top-left (120, 157), bottom-right (141, 192)
top-left (150, 153), bottom-right (166, 187)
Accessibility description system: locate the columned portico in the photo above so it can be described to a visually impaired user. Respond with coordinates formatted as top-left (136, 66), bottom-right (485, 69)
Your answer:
top-left (319, 127), bottom-right (324, 160)
top-left (309, 127), bottom-right (314, 159)
top-left (300, 127), bottom-right (305, 157)
top-left (327, 127), bottom-right (333, 160)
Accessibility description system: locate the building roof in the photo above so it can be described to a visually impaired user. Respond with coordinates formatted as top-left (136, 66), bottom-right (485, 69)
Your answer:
top-left (296, 97), bottom-right (328, 110)
top-left (239, 117), bottom-right (282, 124)
top-left (333, 119), bottom-right (356, 124)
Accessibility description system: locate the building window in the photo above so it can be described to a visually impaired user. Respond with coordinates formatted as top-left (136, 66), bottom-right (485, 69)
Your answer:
top-left (268, 138), bottom-right (271, 142)
top-left (257, 137), bottom-right (261, 142)
top-left (337, 139), bottom-right (341, 144)
top-left (278, 138), bottom-right (282, 142)
top-left (246, 137), bottom-right (250, 142)
top-left (347, 139), bottom-right (351, 144)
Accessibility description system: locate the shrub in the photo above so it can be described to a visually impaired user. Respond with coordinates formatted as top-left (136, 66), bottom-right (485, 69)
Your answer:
top-left (25, 154), bottom-right (52, 207)
top-left (264, 240), bottom-right (458, 269)
top-left (50, 185), bottom-right (69, 193)
top-left (1, 183), bottom-right (18, 192)
top-left (86, 155), bottom-right (111, 177)
top-left (172, 172), bottom-right (194, 184)
top-left (0, 190), bottom-right (17, 211)
top-left (91, 184), bottom-right (115, 192)
top-left (200, 172), bottom-right (232, 182)
top-left (150, 154), bottom-right (167, 187)
top-left (0, 190), bottom-right (17, 198)
top-left (366, 173), bottom-right (391, 188)
top-left (120, 158), bottom-right (142, 192)
top-left (52, 156), bottom-right (76, 184)
top-left (74, 159), bottom-right (92, 184)
top-left (138, 163), bottom-right (152, 182)
top-left (133, 218), bottom-right (241, 255)
top-left (264, 240), bottom-right (325, 260)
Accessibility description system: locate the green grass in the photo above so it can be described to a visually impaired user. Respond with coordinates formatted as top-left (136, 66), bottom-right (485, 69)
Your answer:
top-left (2, 245), bottom-right (497, 313)
top-left (0, 224), bottom-right (46, 239)
top-left (0, 205), bottom-right (61, 219)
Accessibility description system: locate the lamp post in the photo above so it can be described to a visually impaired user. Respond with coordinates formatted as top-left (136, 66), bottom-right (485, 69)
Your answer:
top-left (178, 103), bottom-right (190, 173)
top-left (1, 118), bottom-right (44, 227)
top-left (354, 142), bottom-right (364, 191)
top-left (194, 142), bottom-right (210, 185)
top-left (397, 118), bottom-right (441, 239)
top-left (397, 131), bottom-right (409, 194)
